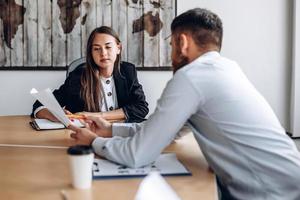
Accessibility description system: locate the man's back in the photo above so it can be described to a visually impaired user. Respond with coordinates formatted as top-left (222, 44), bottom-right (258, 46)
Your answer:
top-left (180, 51), bottom-right (300, 199)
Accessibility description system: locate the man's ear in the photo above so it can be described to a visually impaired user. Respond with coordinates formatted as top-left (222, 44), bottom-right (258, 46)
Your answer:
top-left (179, 33), bottom-right (189, 56)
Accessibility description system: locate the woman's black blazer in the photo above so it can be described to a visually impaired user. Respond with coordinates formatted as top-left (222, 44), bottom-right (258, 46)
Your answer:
top-left (32, 62), bottom-right (149, 123)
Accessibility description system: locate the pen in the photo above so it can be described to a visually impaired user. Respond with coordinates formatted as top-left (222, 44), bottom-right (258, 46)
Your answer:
top-left (66, 114), bottom-right (85, 119)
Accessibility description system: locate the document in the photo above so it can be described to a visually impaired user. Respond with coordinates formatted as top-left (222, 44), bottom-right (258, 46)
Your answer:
top-left (30, 118), bottom-right (83, 130)
top-left (92, 153), bottom-right (191, 179)
top-left (30, 88), bottom-right (71, 126)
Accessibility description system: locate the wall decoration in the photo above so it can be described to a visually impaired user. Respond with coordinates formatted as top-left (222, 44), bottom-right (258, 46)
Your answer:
top-left (0, 0), bottom-right (176, 70)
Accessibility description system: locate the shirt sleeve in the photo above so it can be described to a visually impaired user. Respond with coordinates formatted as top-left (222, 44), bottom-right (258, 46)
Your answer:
top-left (91, 71), bottom-right (202, 168)
top-left (33, 106), bottom-right (46, 118)
top-left (112, 122), bottom-right (140, 137)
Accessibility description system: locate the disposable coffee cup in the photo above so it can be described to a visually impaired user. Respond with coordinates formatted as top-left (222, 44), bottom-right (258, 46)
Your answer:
top-left (67, 145), bottom-right (94, 189)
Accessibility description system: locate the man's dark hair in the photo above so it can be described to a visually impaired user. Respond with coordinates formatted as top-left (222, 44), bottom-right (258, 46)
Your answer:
top-left (171, 8), bottom-right (223, 50)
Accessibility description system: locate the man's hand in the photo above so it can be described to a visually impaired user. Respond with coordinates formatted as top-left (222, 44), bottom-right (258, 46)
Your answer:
top-left (68, 124), bottom-right (98, 145)
top-left (84, 115), bottom-right (113, 138)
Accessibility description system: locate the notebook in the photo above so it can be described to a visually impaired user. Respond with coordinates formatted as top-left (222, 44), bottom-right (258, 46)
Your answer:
top-left (30, 118), bottom-right (84, 130)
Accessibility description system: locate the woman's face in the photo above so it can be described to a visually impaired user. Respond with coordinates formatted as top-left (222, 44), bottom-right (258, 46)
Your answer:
top-left (91, 33), bottom-right (121, 70)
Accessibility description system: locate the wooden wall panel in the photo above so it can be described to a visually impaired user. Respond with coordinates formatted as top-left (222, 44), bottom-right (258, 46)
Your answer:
top-left (0, 18), bottom-right (7, 66)
top-left (37, 0), bottom-right (52, 66)
top-left (52, 0), bottom-right (66, 67)
top-left (81, 0), bottom-right (97, 57)
top-left (96, 0), bottom-right (103, 28)
top-left (23, 0), bottom-right (38, 67)
top-left (102, 0), bottom-right (112, 27)
top-left (0, 1), bottom-right (11, 67)
top-left (10, 0), bottom-right (23, 66)
top-left (0, 0), bottom-right (175, 70)
top-left (112, 0), bottom-right (128, 60)
top-left (66, 1), bottom-right (81, 65)
top-left (143, 0), bottom-right (160, 67)
top-left (159, 0), bottom-right (174, 67)
top-left (127, 0), bottom-right (143, 67)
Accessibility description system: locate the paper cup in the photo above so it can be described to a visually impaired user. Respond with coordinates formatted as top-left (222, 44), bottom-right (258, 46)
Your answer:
top-left (67, 145), bottom-right (94, 189)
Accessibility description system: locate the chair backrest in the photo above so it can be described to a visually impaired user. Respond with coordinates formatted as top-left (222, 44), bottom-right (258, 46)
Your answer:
top-left (66, 57), bottom-right (86, 77)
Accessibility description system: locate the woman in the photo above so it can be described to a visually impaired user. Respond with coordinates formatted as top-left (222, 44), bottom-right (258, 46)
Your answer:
top-left (32, 26), bottom-right (149, 123)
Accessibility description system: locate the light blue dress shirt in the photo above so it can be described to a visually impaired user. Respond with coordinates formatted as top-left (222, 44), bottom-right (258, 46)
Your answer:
top-left (92, 51), bottom-right (300, 199)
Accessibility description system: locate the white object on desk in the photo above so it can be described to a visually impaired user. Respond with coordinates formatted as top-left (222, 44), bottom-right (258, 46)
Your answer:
top-left (135, 172), bottom-right (181, 200)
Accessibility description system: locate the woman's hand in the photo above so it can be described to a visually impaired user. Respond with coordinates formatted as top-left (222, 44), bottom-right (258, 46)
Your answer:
top-left (64, 108), bottom-right (72, 115)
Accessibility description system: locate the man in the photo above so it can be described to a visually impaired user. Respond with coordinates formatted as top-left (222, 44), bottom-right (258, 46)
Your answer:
top-left (69, 8), bottom-right (300, 200)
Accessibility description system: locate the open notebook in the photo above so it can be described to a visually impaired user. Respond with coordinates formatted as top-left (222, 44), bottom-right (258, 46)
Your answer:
top-left (30, 118), bottom-right (84, 130)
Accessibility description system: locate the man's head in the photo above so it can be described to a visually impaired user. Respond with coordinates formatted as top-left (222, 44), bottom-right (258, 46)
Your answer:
top-left (170, 8), bottom-right (223, 72)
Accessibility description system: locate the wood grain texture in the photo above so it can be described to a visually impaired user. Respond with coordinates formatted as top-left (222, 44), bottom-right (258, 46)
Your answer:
top-left (66, 3), bottom-right (81, 65)
top-left (38, 0), bottom-right (52, 66)
top-left (96, 0), bottom-right (103, 27)
top-left (143, 0), bottom-right (160, 67)
top-left (52, 0), bottom-right (67, 67)
top-left (159, 0), bottom-right (174, 67)
top-left (0, 18), bottom-right (7, 66)
top-left (10, 0), bottom-right (24, 67)
top-left (81, 0), bottom-right (96, 57)
top-left (127, 0), bottom-right (143, 67)
top-left (0, 0), bottom-right (175, 69)
top-left (102, 0), bottom-right (112, 27)
top-left (23, 0), bottom-right (38, 67)
top-left (0, 115), bottom-right (217, 200)
top-left (1, 1), bottom-right (11, 67)
top-left (112, 0), bottom-right (128, 60)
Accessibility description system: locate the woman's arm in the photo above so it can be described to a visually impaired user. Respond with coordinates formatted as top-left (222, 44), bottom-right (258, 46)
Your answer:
top-left (101, 108), bottom-right (126, 121)
top-left (118, 63), bottom-right (149, 122)
top-left (76, 108), bottom-right (126, 122)
top-left (35, 108), bottom-right (59, 122)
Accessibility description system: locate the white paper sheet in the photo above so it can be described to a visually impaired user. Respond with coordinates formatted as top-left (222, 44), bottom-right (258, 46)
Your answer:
top-left (135, 172), bottom-right (181, 200)
top-left (30, 88), bottom-right (71, 127)
top-left (92, 153), bottom-right (191, 178)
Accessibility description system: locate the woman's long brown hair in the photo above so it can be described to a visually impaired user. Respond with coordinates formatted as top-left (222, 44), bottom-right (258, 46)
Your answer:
top-left (80, 26), bottom-right (121, 112)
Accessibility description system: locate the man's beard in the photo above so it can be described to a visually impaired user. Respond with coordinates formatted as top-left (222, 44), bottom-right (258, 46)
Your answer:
top-left (172, 53), bottom-right (189, 74)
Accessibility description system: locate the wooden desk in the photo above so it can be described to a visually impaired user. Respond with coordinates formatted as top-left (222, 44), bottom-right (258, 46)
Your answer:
top-left (0, 116), bottom-right (217, 200)
top-left (0, 115), bottom-right (75, 147)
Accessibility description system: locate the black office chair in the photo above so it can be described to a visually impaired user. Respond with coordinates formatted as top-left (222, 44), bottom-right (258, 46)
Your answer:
top-left (66, 57), bottom-right (86, 77)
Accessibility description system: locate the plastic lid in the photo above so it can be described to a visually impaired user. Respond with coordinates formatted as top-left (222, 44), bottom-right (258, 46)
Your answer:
top-left (67, 145), bottom-right (93, 155)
